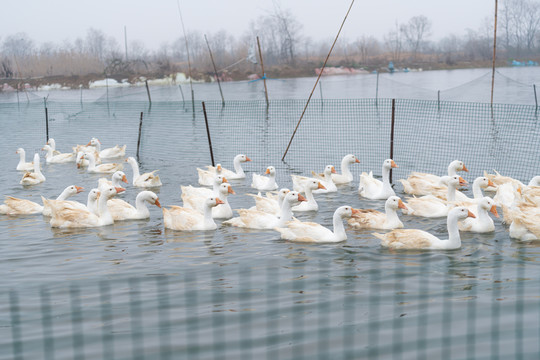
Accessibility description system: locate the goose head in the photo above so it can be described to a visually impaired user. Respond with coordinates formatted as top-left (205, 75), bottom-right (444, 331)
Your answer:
top-left (101, 186), bottom-right (125, 199)
top-left (236, 154), bottom-right (252, 162)
top-left (140, 191), bottom-right (161, 208)
top-left (33, 153), bottom-right (40, 164)
top-left (42, 144), bottom-right (53, 153)
top-left (76, 151), bottom-right (84, 168)
top-left (323, 165), bottom-right (337, 176)
top-left (449, 160), bottom-right (468, 173)
top-left (284, 191), bottom-right (307, 206)
top-left (335, 205), bottom-right (360, 219)
top-left (345, 154), bottom-right (360, 164)
top-left (16, 148), bottom-right (25, 155)
top-left (450, 206), bottom-right (476, 220)
top-left (206, 197), bottom-right (225, 209)
top-left (479, 197), bottom-right (499, 217)
top-left (475, 176), bottom-right (495, 189)
top-left (216, 164), bottom-right (223, 173)
top-left (277, 188), bottom-right (290, 201)
top-left (218, 183), bottom-right (235, 197)
top-left (306, 179), bottom-right (326, 191)
top-left (528, 176), bottom-right (540, 187)
top-left (47, 138), bottom-right (56, 148)
top-left (447, 175), bottom-right (468, 190)
top-left (65, 185), bottom-right (85, 197)
top-left (214, 175), bottom-right (227, 186)
top-left (88, 137), bottom-right (101, 146)
top-left (383, 159), bottom-right (398, 170)
top-left (265, 166), bottom-right (276, 176)
top-left (112, 171), bottom-right (128, 184)
top-left (386, 196), bottom-right (407, 211)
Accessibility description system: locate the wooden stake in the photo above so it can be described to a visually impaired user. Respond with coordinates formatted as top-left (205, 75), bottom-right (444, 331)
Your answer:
top-left (136, 112), bottom-right (143, 161)
top-left (202, 102), bottom-right (215, 167)
top-left (177, 0), bottom-right (195, 118)
top-left (145, 80), bottom-right (152, 104)
top-left (490, 0), bottom-right (498, 115)
top-left (204, 34), bottom-right (225, 106)
top-left (390, 99), bottom-right (396, 184)
top-left (257, 36), bottom-right (269, 107)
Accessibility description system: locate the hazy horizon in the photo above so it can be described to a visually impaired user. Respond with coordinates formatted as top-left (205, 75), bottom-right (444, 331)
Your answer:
top-left (2, 0), bottom-right (494, 50)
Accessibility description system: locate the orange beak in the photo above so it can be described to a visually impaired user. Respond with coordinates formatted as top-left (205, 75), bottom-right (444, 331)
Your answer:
top-left (217, 165), bottom-right (222, 172)
top-left (75, 186), bottom-right (84, 193)
top-left (245, 156), bottom-right (252, 162)
top-left (265, 168), bottom-right (271, 174)
top-left (462, 164), bottom-right (469, 172)
top-left (124, 158), bottom-right (129, 162)
top-left (122, 175), bottom-right (128, 183)
top-left (86, 141), bottom-right (92, 146)
top-left (317, 182), bottom-right (326, 190)
top-left (352, 208), bottom-right (360, 215)
top-left (77, 163), bottom-right (81, 169)
top-left (222, 177), bottom-right (228, 183)
top-left (490, 205), bottom-right (499, 218)
top-left (331, 166), bottom-right (336, 174)
top-left (355, 158), bottom-right (360, 163)
top-left (155, 199), bottom-right (161, 208)
top-left (115, 187), bottom-right (126, 194)
top-left (228, 186), bottom-right (235, 194)
top-left (517, 187), bottom-right (522, 195)
top-left (458, 177), bottom-right (468, 186)
top-left (467, 210), bottom-right (476, 218)
top-left (391, 160), bottom-right (398, 168)
top-left (398, 199), bottom-right (408, 210)
top-left (216, 198), bottom-right (225, 205)
top-left (297, 194), bottom-right (307, 202)
top-left (487, 179), bottom-right (495, 187)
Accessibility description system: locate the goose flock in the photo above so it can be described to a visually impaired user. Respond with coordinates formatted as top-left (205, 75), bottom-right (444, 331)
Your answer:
top-left (3, 143), bottom-right (539, 249)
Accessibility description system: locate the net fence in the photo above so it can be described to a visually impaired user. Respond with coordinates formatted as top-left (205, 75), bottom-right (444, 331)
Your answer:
top-left (2, 97), bottom-right (540, 359)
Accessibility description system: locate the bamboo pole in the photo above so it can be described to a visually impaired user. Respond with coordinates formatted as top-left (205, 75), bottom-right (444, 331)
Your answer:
top-left (136, 112), bottom-right (143, 161)
top-left (204, 34), bottom-right (225, 106)
top-left (202, 102), bottom-right (215, 167)
top-left (257, 36), bottom-right (269, 107)
top-left (389, 99), bottom-right (396, 184)
top-left (145, 80), bottom-right (152, 104)
top-left (177, 0), bottom-right (195, 117)
top-left (490, 0), bottom-right (498, 113)
top-left (282, 0), bottom-right (355, 162)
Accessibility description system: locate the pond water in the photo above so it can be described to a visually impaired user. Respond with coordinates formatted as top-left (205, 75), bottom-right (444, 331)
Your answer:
top-left (1, 67), bottom-right (540, 359)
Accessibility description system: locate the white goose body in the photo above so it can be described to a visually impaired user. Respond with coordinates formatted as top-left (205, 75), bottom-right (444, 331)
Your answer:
top-left (402, 176), bottom-right (467, 218)
top-left (83, 152), bottom-right (122, 174)
top-left (98, 171), bottom-right (129, 189)
top-left (207, 154), bottom-right (251, 180)
top-left (125, 157), bottom-right (162, 187)
top-left (89, 138), bottom-right (126, 159)
top-left (15, 148), bottom-right (35, 171)
top-left (373, 207), bottom-right (475, 250)
top-left (42, 144), bottom-right (75, 163)
top-left (45, 189), bottom-right (101, 216)
top-left (20, 154), bottom-right (46, 185)
top-left (108, 191), bottom-right (160, 221)
top-left (297, 165), bottom-right (337, 193)
top-left (181, 176), bottom-right (227, 208)
top-left (246, 189), bottom-right (290, 215)
top-left (0, 197), bottom-right (44, 215)
top-left (311, 154), bottom-right (360, 185)
top-left (251, 166), bottom-right (278, 191)
top-left (41, 185), bottom-right (85, 216)
top-left (49, 186), bottom-right (125, 228)
top-left (358, 159), bottom-right (398, 200)
top-left (76, 150), bottom-right (101, 168)
top-left (400, 160), bottom-right (468, 196)
top-left (223, 192), bottom-right (306, 229)
top-left (276, 205), bottom-right (359, 243)
top-left (163, 197), bottom-right (223, 231)
top-left (183, 183), bottom-right (235, 219)
top-left (292, 180), bottom-right (325, 212)
top-left (197, 164), bottom-right (222, 186)
top-left (458, 197), bottom-right (499, 233)
top-left (348, 196), bottom-right (407, 230)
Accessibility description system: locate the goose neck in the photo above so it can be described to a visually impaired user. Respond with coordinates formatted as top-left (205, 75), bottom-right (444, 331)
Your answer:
top-left (56, 189), bottom-right (71, 201)
top-left (129, 159), bottom-right (141, 180)
top-left (278, 201), bottom-right (294, 226)
top-left (446, 212), bottom-right (462, 248)
top-left (447, 185), bottom-right (457, 202)
top-left (97, 194), bottom-right (113, 223)
top-left (384, 204), bottom-right (401, 226)
top-left (341, 158), bottom-right (352, 179)
top-left (135, 194), bottom-right (150, 217)
top-left (472, 181), bottom-right (483, 199)
top-left (381, 165), bottom-right (392, 192)
top-left (332, 211), bottom-right (347, 240)
top-left (233, 157), bottom-right (245, 176)
top-left (304, 187), bottom-right (316, 205)
top-left (203, 203), bottom-right (216, 227)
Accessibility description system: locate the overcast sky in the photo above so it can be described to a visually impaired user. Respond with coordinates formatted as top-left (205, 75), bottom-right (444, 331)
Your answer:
top-left (2, 0), bottom-right (494, 50)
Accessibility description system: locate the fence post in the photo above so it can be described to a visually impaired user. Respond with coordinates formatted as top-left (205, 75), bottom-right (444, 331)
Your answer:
top-left (136, 112), bottom-right (143, 161)
top-left (179, 84), bottom-right (186, 109)
top-left (145, 80), bottom-right (152, 105)
top-left (534, 84), bottom-right (538, 110)
top-left (202, 102), bottom-right (215, 167)
top-left (390, 99), bottom-right (396, 184)
top-left (375, 71), bottom-right (379, 106)
top-left (44, 97), bottom-right (49, 142)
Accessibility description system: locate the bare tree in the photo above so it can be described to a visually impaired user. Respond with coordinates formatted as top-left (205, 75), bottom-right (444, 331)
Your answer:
top-left (400, 15), bottom-right (432, 60)
top-left (271, 3), bottom-right (302, 64)
top-left (384, 21), bottom-right (402, 63)
top-left (355, 35), bottom-right (380, 65)
top-left (2, 32), bottom-right (34, 59)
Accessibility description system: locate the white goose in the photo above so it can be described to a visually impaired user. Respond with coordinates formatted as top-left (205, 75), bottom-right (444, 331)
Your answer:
top-left (373, 207), bottom-right (476, 250)
top-left (291, 179), bottom-right (326, 212)
top-left (82, 152), bottom-right (122, 174)
top-left (458, 197), bottom-right (499, 233)
top-left (42, 144), bottom-right (75, 163)
top-left (15, 148), bottom-right (35, 171)
top-left (125, 157), bottom-right (162, 187)
top-left (507, 206), bottom-right (540, 241)
top-left (207, 154), bottom-right (252, 180)
top-left (49, 186), bottom-right (125, 228)
top-left (223, 191), bottom-right (306, 229)
top-left (402, 176), bottom-right (468, 218)
top-left (41, 185), bottom-right (85, 216)
top-left (400, 160), bottom-right (468, 196)
top-left (483, 170), bottom-right (524, 192)
top-left (46, 138), bottom-right (61, 154)
top-left (197, 164), bottom-right (222, 186)
top-left (20, 153), bottom-right (46, 185)
top-left (295, 165), bottom-right (337, 193)
top-left (348, 196), bottom-right (407, 230)
top-left (163, 197), bottom-right (224, 231)
top-left (183, 183), bottom-right (235, 219)
top-left (98, 171), bottom-right (129, 189)
top-left (246, 188), bottom-right (290, 215)
top-left (89, 137), bottom-right (126, 159)
top-left (311, 154), bottom-right (360, 185)
top-left (45, 188), bottom-right (101, 216)
top-left (251, 166), bottom-right (278, 191)
top-left (108, 191), bottom-right (161, 221)
top-left (276, 205), bottom-right (359, 243)
top-left (181, 175), bottom-right (228, 206)
top-left (358, 159), bottom-right (398, 200)
top-left (432, 176), bottom-right (495, 203)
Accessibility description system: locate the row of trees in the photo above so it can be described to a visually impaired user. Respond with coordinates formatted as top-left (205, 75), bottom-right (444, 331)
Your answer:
top-left (1, 0), bottom-right (540, 81)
